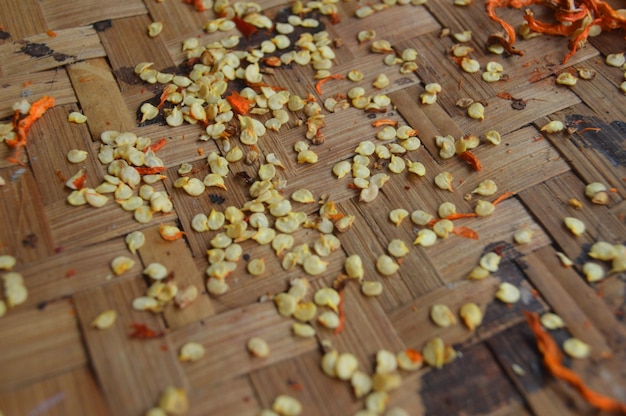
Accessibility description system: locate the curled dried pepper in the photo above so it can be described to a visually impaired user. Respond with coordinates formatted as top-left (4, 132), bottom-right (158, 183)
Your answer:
top-left (134, 166), bottom-right (167, 175)
top-left (129, 322), bottom-right (165, 339)
top-left (232, 16), bottom-right (259, 39)
top-left (492, 191), bottom-right (515, 205)
top-left (334, 290), bottom-right (346, 335)
top-left (371, 119), bottom-right (398, 128)
top-left (315, 74), bottom-right (345, 95)
top-left (452, 226), bottom-right (479, 240)
top-left (486, 0), bottom-right (626, 63)
top-left (524, 311), bottom-right (626, 414)
top-left (146, 138), bottom-right (167, 153)
top-left (226, 91), bottom-right (254, 115)
top-left (458, 150), bottom-right (482, 171)
top-left (7, 95), bottom-right (55, 163)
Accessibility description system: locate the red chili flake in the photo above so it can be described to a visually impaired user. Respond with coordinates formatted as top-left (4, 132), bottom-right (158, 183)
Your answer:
top-left (129, 322), bottom-right (164, 339)
top-left (315, 74), bottom-right (345, 95)
top-left (226, 91), bottom-right (254, 115)
top-left (145, 138), bottom-right (167, 153)
top-left (72, 172), bottom-right (87, 190)
top-left (22, 81), bottom-right (33, 87)
top-left (524, 311), bottom-right (626, 413)
top-left (46, 29), bottom-right (57, 37)
top-left (65, 268), bottom-right (76, 278)
top-left (232, 16), bottom-right (258, 39)
top-left (134, 166), bottom-right (166, 175)
top-left (334, 291), bottom-right (346, 335)
top-left (7, 95), bottom-right (55, 164)
top-left (55, 169), bottom-right (67, 182)
top-left (458, 150), bottom-right (482, 171)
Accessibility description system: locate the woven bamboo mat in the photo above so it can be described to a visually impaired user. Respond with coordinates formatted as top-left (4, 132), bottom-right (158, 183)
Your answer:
top-left (1, 0), bottom-right (626, 414)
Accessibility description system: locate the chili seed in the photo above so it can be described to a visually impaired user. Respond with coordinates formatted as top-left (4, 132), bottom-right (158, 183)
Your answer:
top-left (563, 338), bottom-right (591, 359)
top-left (430, 304), bottom-right (457, 328)
top-left (178, 342), bottom-right (205, 362)
top-left (495, 282), bottom-right (521, 303)
top-left (91, 309), bottom-right (117, 329)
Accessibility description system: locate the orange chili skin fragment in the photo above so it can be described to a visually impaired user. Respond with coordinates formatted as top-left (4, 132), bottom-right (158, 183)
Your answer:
top-left (72, 172), bottom-right (87, 190)
top-left (524, 311), bottom-right (626, 414)
top-left (134, 166), bottom-right (167, 175)
top-left (371, 119), bottom-right (398, 128)
top-left (232, 16), bottom-right (259, 39)
top-left (406, 349), bottom-right (422, 363)
top-left (146, 138), bottom-right (167, 153)
top-left (7, 95), bottom-right (55, 163)
top-left (458, 150), bottom-right (482, 171)
top-left (452, 226), bottom-right (479, 240)
top-left (315, 74), bottom-right (345, 95)
top-left (226, 91), bottom-right (254, 115)
top-left (492, 191), bottom-right (515, 206)
top-left (129, 322), bottom-right (165, 339)
top-left (334, 290), bottom-right (346, 335)
top-left (46, 29), bottom-right (57, 37)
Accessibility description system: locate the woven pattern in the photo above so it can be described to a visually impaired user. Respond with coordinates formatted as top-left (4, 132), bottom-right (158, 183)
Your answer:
top-left (1, 1), bottom-right (625, 415)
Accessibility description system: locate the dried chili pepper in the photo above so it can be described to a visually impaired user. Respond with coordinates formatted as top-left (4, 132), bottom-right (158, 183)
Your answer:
top-left (134, 166), bottom-right (167, 175)
top-left (226, 91), bottom-right (254, 115)
top-left (452, 226), bottom-right (479, 240)
top-left (334, 290), bottom-right (346, 335)
top-left (7, 95), bottom-right (55, 163)
top-left (492, 191), bottom-right (515, 205)
top-left (371, 119), bottom-right (398, 127)
top-left (315, 74), bottom-right (345, 95)
top-left (486, 1), bottom-right (626, 63)
top-left (458, 150), bottom-right (483, 171)
top-left (232, 16), bottom-right (259, 39)
top-left (146, 138), bottom-right (167, 153)
top-left (182, 0), bottom-right (207, 12)
top-left (129, 322), bottom-right (165, 339)
top-left (524, 311), bottom-right (626, 414)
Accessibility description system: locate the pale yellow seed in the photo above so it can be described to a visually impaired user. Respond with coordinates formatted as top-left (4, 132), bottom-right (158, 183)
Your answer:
top-left (461, 57), bottom-right (480, 73)
top-left (588, 241), bottom-right (616, 261)
top-left (158, 387), bottom-right (189, 415)
top-left (91, 309), bottom-right (117, 329)
top-left (372, 372), bottom-right (402, 393)
top-left (373, 73), bottom-right (390, 89)
top-left (376, 254), bottom-right (399, 276)
top-left (422, 337), bottom-right (445, 368)
top-left (396, 350), bottom-right (423, 371)
top-left (420, 92), bottom-right (437, 105)
top-left (582, 262), bottom-right (605, 282)
top-left (413, 229), bottom-right (437, 247)
top-left (351, 371), bottom-right (373, 398)
top-left (411, 209), bottom-right (433, 226)
top-left (541, 313), bottom-right (565, 330)
top-left (68, 112), bottom-right (88, 124)
top-left (274, 292), bottom-right (297, 317)
top-left (247, 337), bottom-right (270, 358)
top-left (473, 179), bottom-right (497, 196)
top-left (245, 258), bottom-right (265, 276)
top-left (178, 342), bottom-right (205, 362)
top-left (430, 304), bottom-right (457, 328)
top-left (0, 255), bottom-right (17, 270)
top-left (207, 277), bottom-right (229, 295)
top-left (514, 228), bottom-right (534, 245)
top-left (132, 296), bottom-right (161, 312)
top-left (556, 72), bottom-right (577, 86)
top-left (318, 310), bottom-right (340, 329)
top-left (148, 21), bottom-right (163, 37)
top-left (606, 52), bottom-right (625, 67)
top-left (484, 130), bottom-right (501, 145)
top-left (480, 252), bottom-right (501, 272)
top-left (361, 281), bottom-right (383, 297)
top-left (272, 395), bottom-right (302, 416)
top-left (293, 302), bottom-right (317, 322)
top-left (467, 102), bottom-right (485, 120)
top-left (495, 282), bottom-right (521, 303)
top-left (389, 208), bottom-right (409, 226)
top-left (564, 217), bottom-right (586, 236)
top-left (111, 256), bottom-right (135, 276)
top-left (563, 338), bottom-right (591, 359)
top-left (434, 172), bottom-right (454, 191)
top-left (292, 322), bottom-right (316, 338)
top-left (459, 303), bottom-right (482, 331)
top-left (357, 29), bottom-right (376, 43)
top-left (541, 120), bottom-right (565, 133)
top-left (475, 200), bottom-right (495, 217)
top-left (365, 391), bottom-right (389, 414)
top-left (303, 255), bottom-right (328, 276)
top-left (67, 149), bottom-right (88, 164)
top-left (336, 353), bottom-right (359, 380)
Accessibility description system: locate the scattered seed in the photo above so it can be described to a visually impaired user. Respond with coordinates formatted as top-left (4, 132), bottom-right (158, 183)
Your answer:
top-left (272, 395), bottom-right (302, 416)
top-left (563, 338), bottom-right (591, 359)
top-left (336, 353), bottom-right (359, 380)
top-left (0, 255), bottom-right (16, 270)
top-left (459, 303), bottom-right (482, 331)
top-left (178, 341), bottom-right (205, 362)
top-left (434, 172), bottom-right (454, 192)
top-left (582, 262), bottom-right (605, 282)
top-left (541, 120), bottom-right (565, 133)
top-left (430, 304), bottom-right (457, 328)
top-left (111, 256), bottom-right (135, 276)
top-left (540, 312), bottom-right (565, 330)
top-left (564, 217), bottom-right (585, 236)
top-left (495, 282), bottom-right (521, 304)
top-left (376, 254), bottom-right (399, 276)
top-left (292, 322), bottom-right (316, 337)
top-left (247, 337), bottom-right (270, 358)
top-left (91, 309), bottom-right (117, 329)
top-left (556, 72), bottom-right (578, 86)
top-left (467, 102), bottom-right (485, 120)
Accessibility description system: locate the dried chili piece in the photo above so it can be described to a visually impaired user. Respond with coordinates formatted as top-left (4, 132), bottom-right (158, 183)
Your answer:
top-left (226, 91), bottom-right (254, 115)
top-left (315, 74), bottom-right (345, 95)
top-left (146, 138), bottom-right (167, 153)
top-left (458, 150), bottom-right (482, 171)
top-left (232, 16), bottom-right (259, 39)
top-left (134, 166), bottom-right (167, 175)
top-left (129, 322), bottom-right (165, 339)
top-left (524, 311), bottom-right (626, 414)
top-left (7, 95), bottom-right (55, 163)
